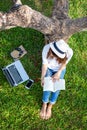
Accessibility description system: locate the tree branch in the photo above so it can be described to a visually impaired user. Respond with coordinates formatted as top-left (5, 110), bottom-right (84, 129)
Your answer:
top-left (52, 0), bottom-right (69, 19)
top-left (67, 17), bottom-right (87, 36)
top-left (29, 11), bottom-right (59, 35)
top-left (0, 1), bottom-right (87, 43)
top-left (0, 5), bottom-right (59, 35)
top-left (0, 5), bottom-right (33, 30)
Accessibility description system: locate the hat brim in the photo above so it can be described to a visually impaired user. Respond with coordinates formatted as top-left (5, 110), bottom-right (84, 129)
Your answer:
top-left (50, 43), bottom-right (65, 59)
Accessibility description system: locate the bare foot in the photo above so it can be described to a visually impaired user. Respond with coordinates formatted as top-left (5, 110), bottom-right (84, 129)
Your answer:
top-left (45, 108), bottom-right (52, 120)
top-left (45, 104), bottom-right (53, 120)
top-left (40, 103), bottom-right (47, 119)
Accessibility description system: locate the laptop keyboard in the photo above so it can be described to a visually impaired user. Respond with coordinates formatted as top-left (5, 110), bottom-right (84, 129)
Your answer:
top-left (8, 65), bottom-right (23, 84)
top-left (3, 69), bottom-right (15, 86)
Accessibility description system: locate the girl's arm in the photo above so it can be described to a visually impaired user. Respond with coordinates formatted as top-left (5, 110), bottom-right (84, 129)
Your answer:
top-left (52, 62), bottom-right (66, 81)
top-left (41, 64), bottom-right (48, 86)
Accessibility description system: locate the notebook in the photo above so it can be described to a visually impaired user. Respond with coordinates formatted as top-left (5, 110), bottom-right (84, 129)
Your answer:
top-left (43, 77), bottom-right (65, 92)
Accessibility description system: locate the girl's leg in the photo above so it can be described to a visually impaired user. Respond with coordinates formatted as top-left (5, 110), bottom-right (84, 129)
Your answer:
top-left (45, 69), bottom-right (66, 119)
top-left (45, 103), bottom-right (53, 120)
top-left (48, 69), bottom-right (66, 104)
top-left (40, 68), bottom-right (53, 119)
top-left (50, 90), bottom-right (60, 104)
top-left (40, 103), bottom-right (47, 119)
top-left (40, 91), bottom-right (51, 119)
top-left (45, 90), bottom-right (60, 119)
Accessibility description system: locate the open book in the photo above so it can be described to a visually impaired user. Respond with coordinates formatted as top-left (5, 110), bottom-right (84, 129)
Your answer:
top-left (43, 77), bottom-right (65, 92)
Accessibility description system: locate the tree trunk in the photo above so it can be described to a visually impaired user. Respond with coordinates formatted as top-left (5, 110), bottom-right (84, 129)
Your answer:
top-left (0, 0), bottom-right (87, 43)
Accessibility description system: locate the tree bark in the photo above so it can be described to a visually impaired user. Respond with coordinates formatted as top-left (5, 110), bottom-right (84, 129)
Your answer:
top-left (0, 0), bottom-right (87, 43)
top-left (52, 0), bottom-right (69, 19)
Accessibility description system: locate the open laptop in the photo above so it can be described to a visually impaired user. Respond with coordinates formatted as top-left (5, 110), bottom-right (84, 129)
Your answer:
top-left (2, 60), bottom-right (29, 86)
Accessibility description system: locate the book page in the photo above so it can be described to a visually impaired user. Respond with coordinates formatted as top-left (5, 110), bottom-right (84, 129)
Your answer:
top-left (43, 77), bottom-right (65, 92)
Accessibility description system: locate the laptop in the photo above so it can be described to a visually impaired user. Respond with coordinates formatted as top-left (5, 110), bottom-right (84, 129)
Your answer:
top-left (2, 60), bottom-right (29, 86)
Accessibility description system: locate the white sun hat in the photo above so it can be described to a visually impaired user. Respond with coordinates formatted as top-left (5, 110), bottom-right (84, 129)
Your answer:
top-left (50, 39), bottom-right (68, 59)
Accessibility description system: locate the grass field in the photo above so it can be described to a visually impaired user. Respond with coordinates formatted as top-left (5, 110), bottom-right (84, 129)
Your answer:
top-left (0, 0), bottom-right (87, 130)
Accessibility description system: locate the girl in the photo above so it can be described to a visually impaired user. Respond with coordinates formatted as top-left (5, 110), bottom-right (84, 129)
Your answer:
top-left (40, 39), bottom-right (73, 120)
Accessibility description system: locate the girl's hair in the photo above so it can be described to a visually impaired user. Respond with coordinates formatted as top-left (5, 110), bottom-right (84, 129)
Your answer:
top-left (47, 48), bottom-right (67, 64)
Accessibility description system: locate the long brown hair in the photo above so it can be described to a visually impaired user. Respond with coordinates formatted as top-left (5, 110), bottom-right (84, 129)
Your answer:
top-left (47, 48), bottom-right (67, 64)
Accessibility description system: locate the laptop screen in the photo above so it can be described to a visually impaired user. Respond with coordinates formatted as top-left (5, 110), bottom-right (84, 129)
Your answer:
top-left (8, 65), bottom-right (23, 84)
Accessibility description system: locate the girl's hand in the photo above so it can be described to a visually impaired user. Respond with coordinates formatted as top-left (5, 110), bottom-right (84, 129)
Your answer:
top-left (41, 78), bottom-right (44, 86)
top-left (52, 71), bottom-right (61, 82)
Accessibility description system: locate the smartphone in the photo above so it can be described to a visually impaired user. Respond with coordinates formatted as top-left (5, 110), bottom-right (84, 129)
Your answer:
top-left (25, 79), bottom-right (34, 89)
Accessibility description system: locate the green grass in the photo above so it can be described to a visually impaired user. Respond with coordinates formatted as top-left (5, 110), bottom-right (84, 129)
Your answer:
top-left (0, 0), bottom-right (87, 130)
